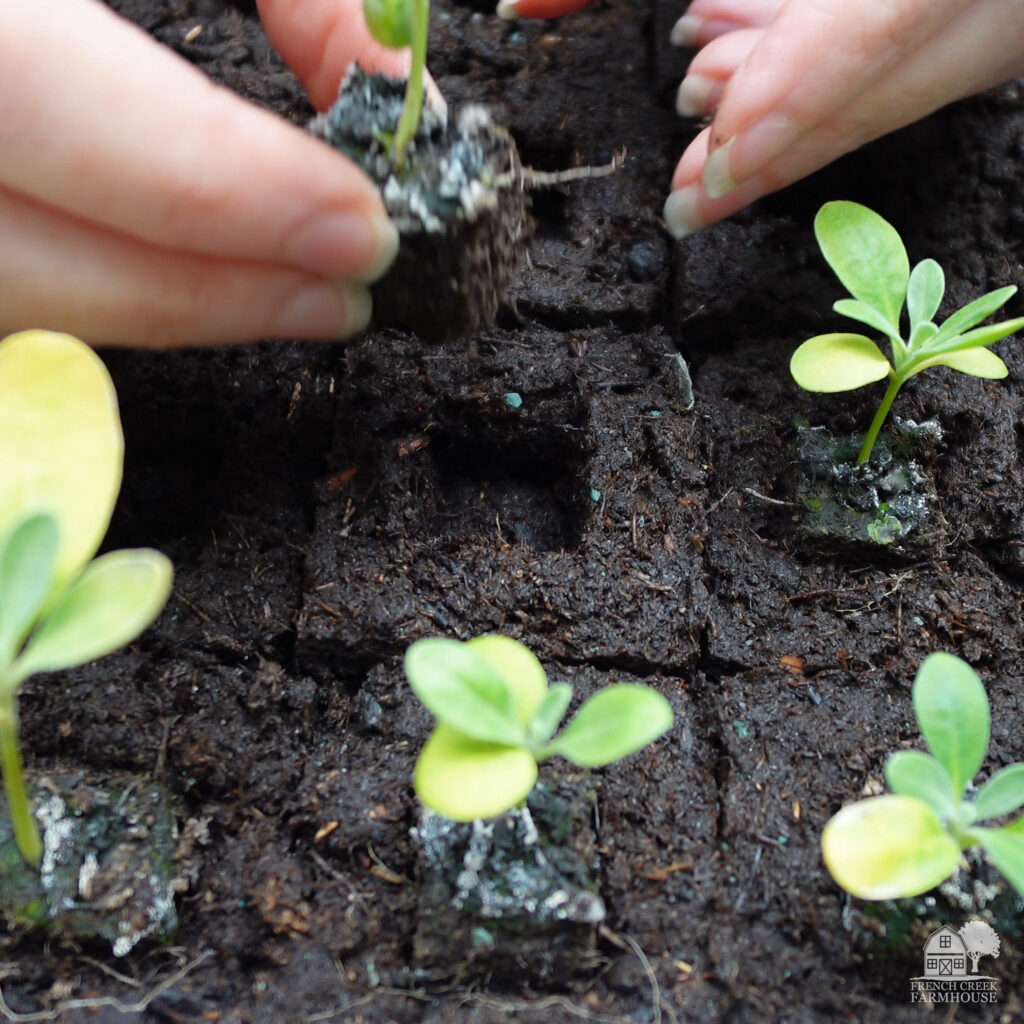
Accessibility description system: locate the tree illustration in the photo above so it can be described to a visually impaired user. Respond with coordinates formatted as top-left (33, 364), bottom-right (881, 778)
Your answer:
top-left (958, 920), bottom-right (1000, 973)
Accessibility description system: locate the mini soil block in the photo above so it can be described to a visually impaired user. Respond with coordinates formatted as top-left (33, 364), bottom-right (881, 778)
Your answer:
top-left (0, 773), bottom-right (184, 955)
top-left (412, 776), bottom-right (604, 982)
top-left (310, 68), bottom-right (531, 341)
top-left (790, 422), bottom-right (948, 557)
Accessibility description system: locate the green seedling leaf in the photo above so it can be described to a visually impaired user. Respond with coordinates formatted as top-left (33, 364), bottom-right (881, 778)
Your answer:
top-left (414, 723), bottom-right (537, 821)
top-left (544, 684), bottom-right (672, 768)
top-left (815, 201), bottom-right (909, 332)
top-left (973, 815), bottom-right (1024, 898)
top-left (884, 750), bottom-right (955, 819)
top-left (363, 0), bottom-right (414, 48)
top-left (790, 334), bottom-right (891, 392)
top-left (0, 332), bottom-right (123, 598)
top-left (907, 320), bottom-right (938, 351)
top-left (933, 286), bottom-right (1018, 345)
top-left (467, 634), bottom-right (549, 725)
top-left (405, 638), bottom-right (524, 746)
top-left (833, 299), bottom-right (903, 343)
top-left (821, 794), bottom-right (962, 900)
top-left (526, 682), bottom-right (573, 749)
top-left (13, 549), bottom-right (172, 680)
top-left (0, 512), bottom-right (59, 669)
top-left (906, 258), bottom-right (944, 331)
top-left (913, 652), bottom-right (989, 802)
top-left (937, 317), bottom-right (1024, 355)
top-left (925, 348), bottom-right (1008, 380)
top-left (974, 764), bottom-right (1024, 821)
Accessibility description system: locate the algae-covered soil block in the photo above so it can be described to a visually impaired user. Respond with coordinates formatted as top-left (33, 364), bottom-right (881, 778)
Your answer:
top-left (310, 68), bottom-right (531, 341)
top-left (789, 422), bottom-right (948, 557)
top-left (0, 773), bottom-right (184, 955)
top-left (412, 777), bottom-right (604, 982)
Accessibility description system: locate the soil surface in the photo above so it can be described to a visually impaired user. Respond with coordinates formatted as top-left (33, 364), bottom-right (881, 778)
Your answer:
top-left (6, 0), bottom-right (1024, 1020)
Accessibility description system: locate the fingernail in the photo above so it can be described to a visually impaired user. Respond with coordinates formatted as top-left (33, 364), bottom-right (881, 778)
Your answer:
top-left (703, 114), bottom-right (801, 198)
top-left (663, 185), bottom-right (705, 239)
top-left (676, 74), bottom-right (716, 117)
top-left (289, 211), bottom-right (399, 284)
top-left (702, 137), bottom-right (736, 198)
top-left (496, 0), bottom-right (520, 20)
top-left (273, 282), bottom-right (373, 339)
top-left (670, 14), bottom-right (702, 46)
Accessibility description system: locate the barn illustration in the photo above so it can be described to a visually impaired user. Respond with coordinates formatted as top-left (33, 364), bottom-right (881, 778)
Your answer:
top-left (922, 925), bottom-right (970, 978)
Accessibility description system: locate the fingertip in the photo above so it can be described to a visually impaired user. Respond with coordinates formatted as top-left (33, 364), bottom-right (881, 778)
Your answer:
top-left (670, 15), bottom-right (702, 47)
top-left (673, 126), bottom-right (712, 190)
top-left (499, 0), bottom-right (591, 19)
top-left (663, 186), bottom-right (705, 240)
top-left (272, 281), bottom-right (373, 340)
top-left (287, 208), bottom-right (399, 283)
top-left (703, 113), bottom-right (801, 198)
top-left (676, 74), bottom-right (718, 118)
top-left (702, 137), bottom-right (737, 199)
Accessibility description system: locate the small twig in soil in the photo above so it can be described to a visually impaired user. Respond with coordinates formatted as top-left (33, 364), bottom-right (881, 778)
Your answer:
top-left (74, 956), bottom-right (141, 988)
top-left (598, 925), bottom-right (677, 1024)
top-left (741, 487), bottom-right (796, 507)
top-left (366, 843), bottom-right (406, 885)
top-left (0, 950), bottom-right (213, 1022)
top-left (173, 588), bottom-right (213, 623)
top-left (704, 487), bottom-right (734, 517)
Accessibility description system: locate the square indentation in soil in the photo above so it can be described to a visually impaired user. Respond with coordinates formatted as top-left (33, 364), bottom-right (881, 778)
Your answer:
top-left (428, 392), bottom-right (590, 552)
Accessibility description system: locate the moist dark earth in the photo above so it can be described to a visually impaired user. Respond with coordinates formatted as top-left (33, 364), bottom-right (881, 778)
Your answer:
top-left (6, 0), bottom-right (1024, 1020)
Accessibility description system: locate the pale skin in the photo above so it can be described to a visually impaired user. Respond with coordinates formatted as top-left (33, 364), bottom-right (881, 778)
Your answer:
top-left (0, 0), bottom-right (408, 348)
top-left (500, 0), bottom-right (1024, 238)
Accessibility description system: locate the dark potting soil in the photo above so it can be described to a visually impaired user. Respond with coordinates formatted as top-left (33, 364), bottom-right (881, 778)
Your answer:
top-left (5, 0), bottom-right (1024, 1020)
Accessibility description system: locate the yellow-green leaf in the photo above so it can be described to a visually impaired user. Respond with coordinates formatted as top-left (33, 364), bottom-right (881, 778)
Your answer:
top-left (925, 347), bottom-right (1008, 380)
top-left (405, 637), bottom-right (523, 745)
top-left (0, 332), bottom-right (122, 594)
top-left (364, 0), bottom-right (414, 49)
top-left (414, 724), bottom-right (537, 821)
top-left (790, 334), bottom-right (891, 393)
top-left (467, 634), bottom-right (549, 725)
top-left (13, 549), bottom-right (172, 679)
top-left (546, 685), bottom-right (673, 767)
top-left (821, 795), bottom-right (961, 900)
top-left (815, 201), bottom-right (909, 331)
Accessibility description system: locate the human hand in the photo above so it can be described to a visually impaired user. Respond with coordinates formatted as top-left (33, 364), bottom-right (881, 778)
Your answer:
top-left (0, 0), bottom-right (402, 348)
top-left (497, 0), bottom-right (1024, 238)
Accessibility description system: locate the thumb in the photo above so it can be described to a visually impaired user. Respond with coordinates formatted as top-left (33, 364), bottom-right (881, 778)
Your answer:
top-left (257, 0), bottom-right (411, 110)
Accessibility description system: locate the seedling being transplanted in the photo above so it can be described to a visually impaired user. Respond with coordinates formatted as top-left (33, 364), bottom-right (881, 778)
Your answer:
top-left (363, 0), bottom-right (428, 165)
top-left (822, 652), bottom-right (1024, 901)
top-left (405, 635), bottom-right (673, 821)
top-left (791, 201), bottom-right (1024, 466)
top-left (0, 331), bottom-right (172, 868)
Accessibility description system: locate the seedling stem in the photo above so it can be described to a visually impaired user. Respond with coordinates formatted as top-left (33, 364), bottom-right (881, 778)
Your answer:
top-left (858, 375), bottom-right (902, 465)
top-left (0, 686), bottom-right (40, 867)
top-left (391, 0), bottom-right (429, 166)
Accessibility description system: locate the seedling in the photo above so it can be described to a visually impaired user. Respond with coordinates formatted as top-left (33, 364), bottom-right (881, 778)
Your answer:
top-left (405, 635), bottom-right (673, 821)
top-left (0, 331), bottom-right (172, 867)
top-left (822, 652), bottom-right (1024, 900)
top-left (790, 201), bottom-right (1024, 466)
top-left (363, 0), bottom-right (428, 164)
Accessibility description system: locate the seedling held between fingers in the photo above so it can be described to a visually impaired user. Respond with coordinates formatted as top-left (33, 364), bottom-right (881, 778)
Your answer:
top-left (405, 635), bottom-right (673, 821)
top-left (791, 201), bottom-right (1024, 465)
top-left (0, 331), bottom-right (172, 867)
top-left (364, 0), bottom-right (429, 165)
top-left (822, 652), bottom-right (1024, 900)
